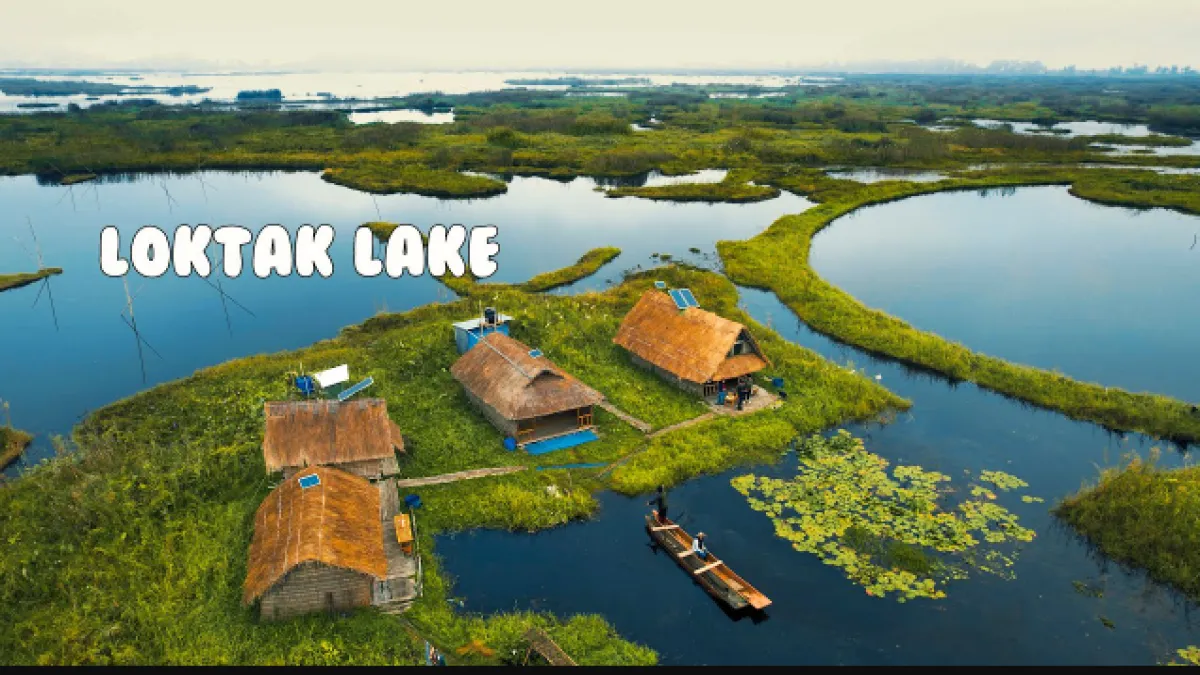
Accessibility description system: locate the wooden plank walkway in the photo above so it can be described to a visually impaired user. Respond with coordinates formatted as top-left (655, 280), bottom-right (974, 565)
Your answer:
top-left (648, 411), bottom-right (717, 438)
top-left (373, 478), bottom-right (419, 613)
top-left (523, 627), bottom-right (577, 666)
top-left (599, 401), bottom-right (652, 433)
top-left (394, 465), bottom-right (527, 488)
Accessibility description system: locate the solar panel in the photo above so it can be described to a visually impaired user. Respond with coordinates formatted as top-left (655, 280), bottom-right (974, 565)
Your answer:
top-left (337, 376), bottom-right (375, 402)
top-left (529, 349), bottom-right (543, 358)
top-left (654, 281), bottom-right (667, 289)
top-left (668, 289), bottom-right (688, 309)
top-left (297, 473), bottom-right (321, 489)
top-left (678, 288), bottom-right (699, 308)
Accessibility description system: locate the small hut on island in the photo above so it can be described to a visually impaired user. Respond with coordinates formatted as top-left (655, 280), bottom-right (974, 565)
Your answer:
top-left (614, 287), bottom-right (770, 398)
top-left (262, 398), bottom-right (404, 480)
top-left (243, 466), bottom-right (387, 621)
top-left (450, 332), bottom-right (604, 450)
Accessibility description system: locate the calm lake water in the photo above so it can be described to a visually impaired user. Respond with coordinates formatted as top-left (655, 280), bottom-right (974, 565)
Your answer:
top-left (0, 170), bottom-right (809, 472)
top-left (809, 186), bottom-right (1200, 403)
top-left (435, 186), bottom-right (1200, 665)
top-left (826, 168), bottom-right (948, 183)
top-left (347, 109), bottom-right (455, 125)
top-left (0, 70), bottom-right (834, 113)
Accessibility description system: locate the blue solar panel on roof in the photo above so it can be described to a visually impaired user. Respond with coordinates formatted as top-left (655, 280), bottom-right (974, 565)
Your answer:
top-left (668, 289), bottom-right (688, 309)
top-left (298, 474), bottom-right (321, 489)
top-left (337, 376), bottom-right (374, 402)
top-left (678, 288), bottom-right (699, 308)
top-left (529, 349), bottom-right (543, 358)
top-left (654, 281), bottom-right (667, 289)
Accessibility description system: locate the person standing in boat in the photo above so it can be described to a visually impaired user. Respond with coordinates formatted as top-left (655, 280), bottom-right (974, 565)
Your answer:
top-left (648, 485), bottom-right (669, 523)
top-left (692, 532), bottom-right (708, 559)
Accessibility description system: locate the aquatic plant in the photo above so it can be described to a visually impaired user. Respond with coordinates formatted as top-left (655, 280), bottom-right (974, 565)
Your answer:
top-left (0, 426), bottom-right (33, 470)
top-left (0, 268), bottom-right (62, 294)
top-left (731, 430), bottom-right (1035, 601)
top-left (321, 165), bottom-right (507, 198)
top-left (605, 169), bottom-right (780, 203)
top-left (1168, 645), bottom-right (1200, 666)
top-left (1055, 450), bottom-right (1200, 602)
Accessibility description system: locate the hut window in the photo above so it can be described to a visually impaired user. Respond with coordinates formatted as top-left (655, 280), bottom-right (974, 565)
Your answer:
top-left (730, 340), bottom-right (748, 356)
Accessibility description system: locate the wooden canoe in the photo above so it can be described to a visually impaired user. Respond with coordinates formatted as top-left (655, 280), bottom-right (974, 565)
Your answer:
top-left (644, 512), bottom-right (771, 612)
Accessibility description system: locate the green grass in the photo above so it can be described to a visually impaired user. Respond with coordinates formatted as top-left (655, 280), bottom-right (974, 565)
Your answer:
top-left (0, 263), bottom-right (899, 664)
top-left (0, 426), bottom-right (33, 470)
top-left (0, 268), bottom-right (62, 293)
top-left (322, 165), bottom-right (508, 198)
top-left (1083, 133), bottom-right (1193, 147)
top-left (519, 247), bottom-right (621, 292)
top-left (719, 167), bottom-right (1200, 445)
top-left (1055, 451), bottom-right (1200, 602)
top-left (59, 173), bottom-right (97, 185)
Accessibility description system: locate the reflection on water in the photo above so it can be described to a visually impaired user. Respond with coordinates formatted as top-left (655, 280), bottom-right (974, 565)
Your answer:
top-left (826, 168), bottom-right (947, 183)
top-left (347, 109), bottom-right (455, 125)
top-left (971, 119), bottom-right (1157, 138)
top-left (810, 185), bottom-right (1200, 403)
top-left (0, 170), bottom-right (808, 474)
top-left (592, 169), bottom-right (729, 188)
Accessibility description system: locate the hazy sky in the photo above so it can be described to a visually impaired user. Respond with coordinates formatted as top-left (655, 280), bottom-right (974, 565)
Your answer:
top-left (3, 0), bottom-right (1197, 71)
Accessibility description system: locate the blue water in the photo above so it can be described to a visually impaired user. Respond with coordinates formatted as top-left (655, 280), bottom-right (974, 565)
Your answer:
top-left (0, 171), bottom-right (809, 472)
top-left (808, 186), bottom-right (1200, 404)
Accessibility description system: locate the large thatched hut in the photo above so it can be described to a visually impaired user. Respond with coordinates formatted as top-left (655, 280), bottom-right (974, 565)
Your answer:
top-left (243, 466), bottom-right (387, 621)
top-left (262, 398), bottom-right (404, 480)
top-left (614, 288), bottom-right (770, 397)
top-left (450, 332), bottom-right (604, 447)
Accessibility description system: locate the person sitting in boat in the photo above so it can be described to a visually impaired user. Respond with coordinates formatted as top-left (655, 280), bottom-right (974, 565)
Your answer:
top-left (692, 532), bottom-right (708, 559)
top-left (647, 485), bottom-right (669, 523)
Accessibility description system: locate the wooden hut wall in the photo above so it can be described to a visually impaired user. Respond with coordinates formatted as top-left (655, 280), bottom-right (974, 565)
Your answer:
top-left (463, 389), bottom-right (519, 437)
top-left (258, 562), bottom-right (374, 621)
top-left (629, 353), bottom-right (706, 396)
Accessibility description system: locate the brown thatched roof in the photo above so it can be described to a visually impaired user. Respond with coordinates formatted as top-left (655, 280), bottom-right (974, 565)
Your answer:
top-left (262, 398), bottom-right (403, 473)
top-left (450, 332), bottom-right (604, 421)
top-left (243, 466), bottom-right (386, 604)
top-left (614, 290), bottom-right (770, 384)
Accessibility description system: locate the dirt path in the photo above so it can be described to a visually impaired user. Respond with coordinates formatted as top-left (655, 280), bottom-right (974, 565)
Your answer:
top-left (648, 411), bottom-right (717, 438)
top-left (598, 401), bottom-right (652, 433)
top-left (394, 465), bottom-right (527, 488)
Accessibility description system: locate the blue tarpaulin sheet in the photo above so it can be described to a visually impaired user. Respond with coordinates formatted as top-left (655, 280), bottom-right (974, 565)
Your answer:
top-left (523, 429), bottom-right (599, 455)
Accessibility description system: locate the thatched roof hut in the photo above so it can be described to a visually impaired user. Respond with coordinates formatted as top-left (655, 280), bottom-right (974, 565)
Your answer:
top-left (450, 332), bottom-right (604, 444)
top-left (243, 466), bottom-right (386, 620)
top-left (614, 289), bottom-right (769, 395)
top-left (262, 398), bottom-right (403, 479)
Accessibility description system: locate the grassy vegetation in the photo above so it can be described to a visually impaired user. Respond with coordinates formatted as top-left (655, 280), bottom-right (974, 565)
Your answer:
top-left (719, 167), bottom-right (1200, 445)
top-left (605, 169), bottom-right (781, 203)
top-left (4, 79), bottom-right (1198, 200)
top-left (0, 267), bottom-right (62, 293)
top-left (322, 165), bottom-right (507, 198)
top-left (0, 263), bottom-right (900, 664)
top-left (1055, 451), bottom-right (1200, 602)
top-left (1083, 133), bottom-right (1193, 147)
top-left (59, 173), bottom-right (97, 185)
top-left (0, 426), bottom-right (33, 470)
top-left (518, 247), bottom-right (621, 292)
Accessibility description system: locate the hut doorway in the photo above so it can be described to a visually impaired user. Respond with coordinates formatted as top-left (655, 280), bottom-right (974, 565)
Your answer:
top-left (518, 407), bottom-right (595, 445)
